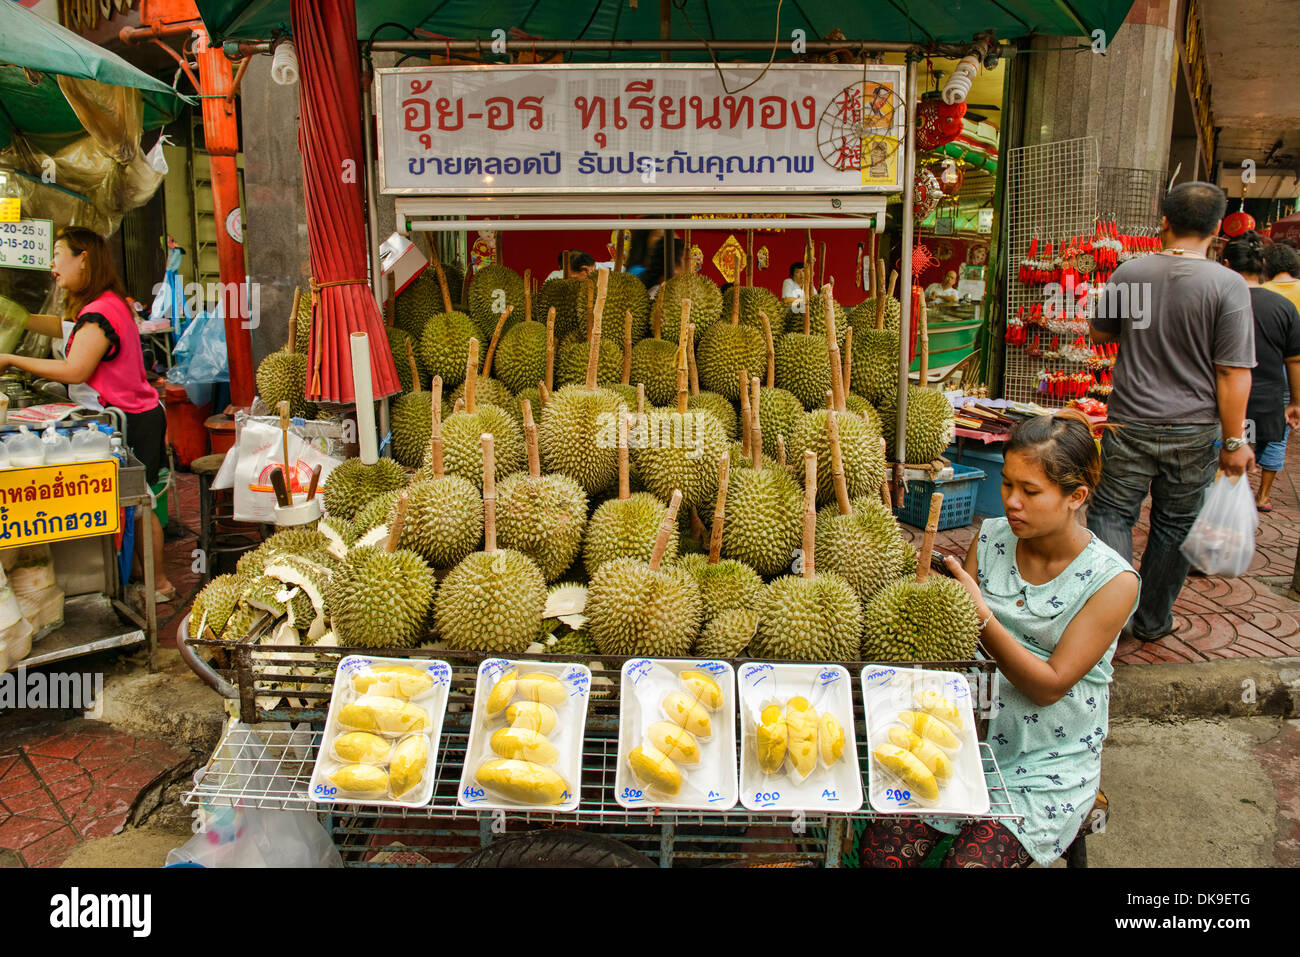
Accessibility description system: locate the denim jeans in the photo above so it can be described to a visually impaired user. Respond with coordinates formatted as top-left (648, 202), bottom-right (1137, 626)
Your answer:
top-left (1086, 422), bottom-right (1220, 637)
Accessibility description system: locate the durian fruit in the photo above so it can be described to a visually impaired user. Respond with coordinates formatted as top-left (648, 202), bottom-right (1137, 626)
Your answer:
top-left (416, 261), bottom-right (477, 389)
top-left (436, 433), bottom-right (547, 655)
top-left (555, 336), bottom-right (622, 388)
top-left (605, 270), bottom-right (651, 343)
top-left (549, 629), bottom-right (598, 655)
top-left (692, 607), bottom-right (758, 658)
top-left (845, 393), bottom-right (882, 436)
top-left (750, 450), bottom-right (863, 661)
top-left (319, 515), bottom-right (358, 557)
top-left (293, 284), bottom-right (313, 356)
top-left (814, 419), bottom-right (913, 608)
top-left (657, 265), bottom-right (722, 343)
top-left (860, 493), bottom-right (981, 662)
top-left (774, 320), bottom-right (832, 411)
top-left (792, 403), bottom-right (886, 508)
top-left (437, 338), bottom-right (525, 489)
top-left (255, 292), bottom-right (316, 419)
top-left (388, 326), bottom-right (424, 393)
top-left (630, 319), bottom-right (728, 514)
top-left (719, 378), bottom-right (804, 577)
top-left (395, 261), bottom-right (464, 338)
top-left (629, 298), bottom-right (680, 407)
top-left (390, 340), bottom-right (432, 468)
top-left (880, 387), bottom-right (955, 465)
top-left (800, 292), bottom-right (847, 350)
top-left (583, 411), bottom-right (679, 577)
top-left (722, 284), bottom-right (785, 338)
top-left (236, 527), bottom-right (330, 579)
top-left (845, 259), bottom-right (902, 333)
top-left (466, 263), bottom-right (524, 344)
top-left (696, 287), bottom-right (766, 401)
top-left (495, 399), bottom-right (588, 582)
top-left (351, 488), bottom-right (403, 537)
top-left (449, 304), bottom-right (519, 419)
top-left (189, 573), bottom-right (245, 640)
top-left (329, 493), bottom-right (436, 648)
top-left (675, 453), bottom-right (762, 619)
top-left (263, 553), bottom-right (334, 642)
top-left (587, 489), bottom-right (704, 658)
top-left (538, 270), bottom-right (628, 497)
top-left (534, 268), bottom-right (593, 343)
top-left (494, 273), bottom-right (549, 394)
top-left (322, 456), bottom-right (407, 522)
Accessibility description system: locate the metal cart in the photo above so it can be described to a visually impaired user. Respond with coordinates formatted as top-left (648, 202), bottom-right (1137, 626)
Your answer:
top-left (180, 615), bottom-right (1021, 867)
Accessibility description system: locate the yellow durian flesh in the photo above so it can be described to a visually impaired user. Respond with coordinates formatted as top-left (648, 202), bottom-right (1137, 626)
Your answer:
top-left (818, 711), bottom-right (845, 767)
top-left (475, 759), bottom-right (569, 805)
top-left (490, 727), bottom-right (561, 764)
top-left (338, 695), bottom-right (429, 735)
top-left (785, 697), bottom-right (818, 779)
top-left (662, 691), bottom-right (711, 738)
top-left (679, 670), bottom-right (723, 711)
top-left (887, 726), bottom-right (954, 781)
top-left (898, 710), bottom-right (960, 750)
top-left (517, 672), bottom-right (568, 706)
top-left (485, 668), bottom-right (519, 717)
top-left (330, 763), bottom-right (389, 794)
top-left (628, 744), bottom-right (682, 796)
top-left (914, 689), bottom-right (962, 731)
top-left (873, 744), bottom-right (939, 801)
top-left (333, 731), bottom-right (392, 764)
top-left (351, 665), bottom-right (433, 699)
top-left (756, 703), bottom-right (787, 773)
top-left (506, 700), bottom-right (557, 734)
top-left (388, 735), bottom-right (429, 798)
top-left (646, 720), bottom-right (701, 765)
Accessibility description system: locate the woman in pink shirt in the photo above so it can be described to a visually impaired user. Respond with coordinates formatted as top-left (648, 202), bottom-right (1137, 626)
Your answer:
top-left (0, 227), bottom-right (175, 601)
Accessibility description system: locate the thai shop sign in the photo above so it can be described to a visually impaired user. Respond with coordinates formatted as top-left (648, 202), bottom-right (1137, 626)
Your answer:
top-left (376, 63), bottom-right (906, 194)
top-left (0, 461), bottom-right (120, 547)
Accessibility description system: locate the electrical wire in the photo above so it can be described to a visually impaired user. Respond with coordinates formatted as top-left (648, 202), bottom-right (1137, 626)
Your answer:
top-left (674, 0), bottom-right (786, 96)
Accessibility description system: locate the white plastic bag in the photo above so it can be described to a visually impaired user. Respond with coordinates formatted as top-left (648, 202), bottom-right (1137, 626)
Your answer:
top-left (1180, 474), bottom-right (1258, 577)
top-left (232, 418), bottom-right (344, 523)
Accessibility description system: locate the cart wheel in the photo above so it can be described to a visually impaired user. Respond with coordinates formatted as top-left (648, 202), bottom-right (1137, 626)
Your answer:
top-left (456, 830), bottom-right (655, 868)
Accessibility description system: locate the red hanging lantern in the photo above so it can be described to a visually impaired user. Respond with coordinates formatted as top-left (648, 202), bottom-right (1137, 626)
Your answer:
top-left (935, 159), bottom-right (964, 195)
top-left (1222, 210), bottom-right (1256, 237)
top-left (913, 167), bottom-right (942, 219)
top-left (916, 95), bottom-right (963, 151)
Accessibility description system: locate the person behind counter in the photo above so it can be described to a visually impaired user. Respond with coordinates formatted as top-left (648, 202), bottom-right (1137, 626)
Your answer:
top-left (0, 227), bottom-right (175, 603)
top-left (855, 409), bottom-right (1138, 867)
top-left (925, 269), bottom-right (960, 303)
top-left (781, 261), bottom-right (807, 313)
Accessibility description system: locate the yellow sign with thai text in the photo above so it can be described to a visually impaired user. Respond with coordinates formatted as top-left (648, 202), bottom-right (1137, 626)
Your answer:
top-left (0, 198), bottom-right (19, 223)
top-left (0, 460), bottom-right (120, 546)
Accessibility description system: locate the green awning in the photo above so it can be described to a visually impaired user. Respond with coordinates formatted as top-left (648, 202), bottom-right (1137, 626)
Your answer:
top-left (196, 0), bottom-right (1135, 48)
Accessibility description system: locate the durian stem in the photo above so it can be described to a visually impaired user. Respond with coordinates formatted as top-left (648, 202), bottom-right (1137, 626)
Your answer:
top-left (434, 260), bottom-right (453, 315)
top-left (803, 231), bottom-right (814, 311)
top-left (584, 278), bottom-right (594, 341)
top-left (464, 338), bottom-right (480, 414)
top-left (758, 310), bottom-right (776, 388)
top-left (615, 230), bottom-right (626, 273)
top-left (878, 436), bottom-right (891, 509)
top-left (386, 492), bottom-right (409, 553)
top-left (842, 326), bottom-right (853, 394)
top-left (730, 279), bottom-right (740, 325)
top-left (875, 257), bottom-right (887, 330)
top-left (828, 410), bottom-right (851, 516)
top-left (916, 492), bottom-right (943, 583)
top-left (746, 230), bottom-right (754, 286)
top-left (674, 309), bottom-right (690, 414)
top-left (888, 270), bottom-right (899, 299)
top-left (622, 309), bottom-right (633, 385)
top-left (618, 412), bottom-right (630, 500)
top-left (287, 287), bottom-right (299, 355)
top-left (524, 268), bottom-right (532, 323)
top-left (686, 320), bottom-right (699, 396)
top-left (522, 398), bottom-right (540, 478)
top-left (430, 377), bottom-right (445, 478)
top-left (801, 451), bottom-right (817, 579)
top-left (649, 489), bottom-right (683, 571)
top-left (453, 397), bottom-right (465, 415)
top-left (652, 293), bottom-right (663, 339)
top-left (563, 249), bottom-right (571, 278)
top-left (776, 434), bottom-right (787, 469)
top-left (738, 368), bottom-right (752, 460)
top-left (544, 306), bottom-right (556, 392)
top-left (708, 451), bottom-right (729, 564)
top-left (918, 293), bottom-right (930, 389)
top-left (538, 380), bottom-right (550, 408)
top-left (819, 241), bottom-right (827, 288)
top-left (749, 375), bottom-right (762, 464)
top-left (824, 283), bottom-right (845, 412)
top-left (586, 268), bottom-right (609, 391)
top-left (482, 304), bottom-right (512, 378)
top-left (482, 433), bottom-right (497, 552)
top-left (636, 383), bottom-right (645, 416)
top-left (406, 340), bottom-right (421, 393)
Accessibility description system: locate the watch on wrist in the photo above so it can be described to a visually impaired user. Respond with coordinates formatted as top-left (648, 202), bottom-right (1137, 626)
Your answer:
top-left (1222, 436), bottom-right (1247, 452)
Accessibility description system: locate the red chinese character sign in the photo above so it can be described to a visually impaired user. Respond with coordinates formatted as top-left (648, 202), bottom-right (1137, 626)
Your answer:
top-left (376, 63), bottom-right (906, 194)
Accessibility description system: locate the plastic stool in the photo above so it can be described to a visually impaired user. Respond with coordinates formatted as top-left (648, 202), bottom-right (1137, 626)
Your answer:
top-left (192, 452), bottom-right (261, 582)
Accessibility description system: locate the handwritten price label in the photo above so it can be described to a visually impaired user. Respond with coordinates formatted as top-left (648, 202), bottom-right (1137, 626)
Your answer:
top-left (0, 218), bottom-right (52, 270)
top-left (0, 199), bottom-right (19, 222)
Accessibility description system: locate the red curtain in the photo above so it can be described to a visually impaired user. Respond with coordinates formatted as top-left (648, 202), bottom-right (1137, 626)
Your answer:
top-left (292, 0), bottom-right (400, 402)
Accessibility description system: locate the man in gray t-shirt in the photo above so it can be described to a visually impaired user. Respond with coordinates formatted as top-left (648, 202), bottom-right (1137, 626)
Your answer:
top-left (1087, 181), bottom-right (1256, 644)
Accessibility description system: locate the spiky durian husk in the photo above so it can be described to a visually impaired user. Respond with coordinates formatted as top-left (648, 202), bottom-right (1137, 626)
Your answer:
top-left (658, 273), bottom-right (722, 342)
top-left (849, 328), bottom-right (900, 405)
top-left (538, 384), bottom-right (627, 497)
top-left (774, 333), bottom-right (832, 411)
top-left (351, 489), bottom-right (403, 537)
top-left (586, 557), bottom-right (703, 658)
top-left (879, 387), bottom-right (956, 464)
top-left (815, 497), bottom-right (914, 608)
top-left (757, 386), bottom-right (804, 461)
top-left (790, 409), bottom-right (886, 508)
top-left (437, 405), bottom-right (525, 489)
top-left (387, 327), bottom-right (422, 393)
top-left (322, 458), bottom-right (408, 521)
top-left (390, 391), bottom-right (432, 468)
top-left (751, 573), bottom-right (862, 660)
top-left (190, 574), bottom-right (244, 639)
top-left (688, 391), bottom-right (739, 440)
top-left (629, 338), bottom-right (680, 407)
top-left (493, 320), bottom-right (548, 394)
top-left (675, 553), bottom-right (763, 620)
top-left (416, 310), bottom-right (477, 389)
top-left (693, 607), bottom-right (759, 658)
top-left (294, 289), bottom-right (313, 356)
top-left (696, 322), bottom-right (766, 401)
top-left (449, 376), bottom-right (516, 414)
top-left (722, 286), bottom-right (785, 337)
top-left (466, 264), bottom-right (525, 343)
top-left (328, 545), bottom-right (435, 648)
top-left (235, 528), bottom-right (331, 579)
top-left (496, 472), bottom-right (588, 582)
top-left (436, 549), bottom-right (547, 654)
top-left (255, 351), bottom-right (316, 419)
top-left (629, 410), bottom-right (729, 513)
top-left (534, 276), bottom-right (593, 342)
top-left (719, 465), bottom-right (804, 578)
top-left (393, 267), bottom-right (449, 339)
top-left (860, 575), bottom-right (980, 662)
top-left (844, 393), bottom-right (882, 436)
top-left (606, 272), bottom-right (652, 343)
top-left (583, 493), bottom-right (680, 578)
top-left (799, 293), bottom-right (847, 348)
top-left (845, 296), bottom-right (902, 333)
top-left (555, 339), bottom-right (622, 388)
top-left (549, 629), bottom-right (598, 655)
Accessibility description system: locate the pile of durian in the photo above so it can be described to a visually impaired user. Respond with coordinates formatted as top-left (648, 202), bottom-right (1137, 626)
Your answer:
top-left (198, 252), bottom-right (974, 680)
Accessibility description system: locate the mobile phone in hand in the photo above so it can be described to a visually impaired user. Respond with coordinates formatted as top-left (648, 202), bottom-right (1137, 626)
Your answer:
top-left (930, 549), bottom-right (960, 577)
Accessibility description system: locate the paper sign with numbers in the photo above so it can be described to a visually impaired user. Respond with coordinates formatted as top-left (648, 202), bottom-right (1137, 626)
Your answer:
top-left (0, 219), bottom-right (53, 270)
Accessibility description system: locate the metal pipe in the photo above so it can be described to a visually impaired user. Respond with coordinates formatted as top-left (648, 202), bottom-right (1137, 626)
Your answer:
top-left (405, 216), bottom-right (879, 231)
top-left (373, 38), bottom-right (935, 54)
top-left (894, 55), bottom-right (919, 476)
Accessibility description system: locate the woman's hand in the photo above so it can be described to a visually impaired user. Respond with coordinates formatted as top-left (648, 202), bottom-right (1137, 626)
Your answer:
top-left (944, 554), bottom-right (991, 620)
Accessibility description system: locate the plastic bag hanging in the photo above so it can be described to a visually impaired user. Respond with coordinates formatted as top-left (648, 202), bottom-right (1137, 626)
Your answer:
top-left (1179, 474), bottom-right (1259, 577)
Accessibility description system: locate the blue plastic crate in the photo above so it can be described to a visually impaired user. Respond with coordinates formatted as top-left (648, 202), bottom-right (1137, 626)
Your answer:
top-left (894, 462), bottom-right (986, 530)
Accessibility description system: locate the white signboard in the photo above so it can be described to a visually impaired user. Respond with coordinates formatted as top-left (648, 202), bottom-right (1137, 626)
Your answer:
top-left (376, 63), bottom-right (906, 195)
top-left (0, 219), bottom-right (53, 271)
